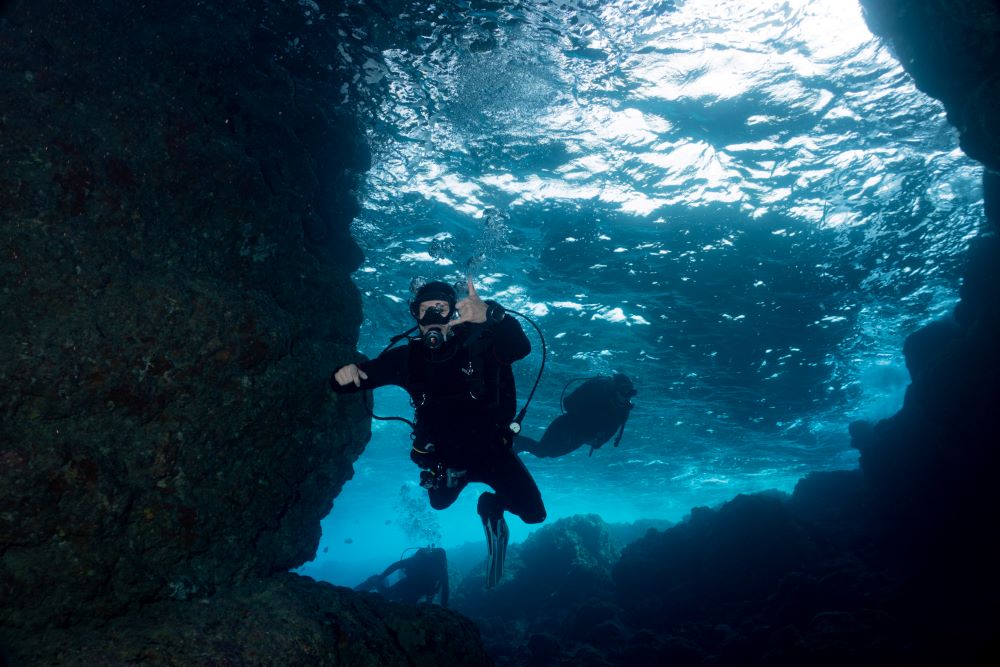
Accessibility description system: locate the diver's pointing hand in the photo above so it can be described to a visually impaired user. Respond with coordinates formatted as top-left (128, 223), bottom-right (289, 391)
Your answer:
top-left (453, 278), bottom-right (488, 325)
top-left (334, 363), bottom-right (368, 387)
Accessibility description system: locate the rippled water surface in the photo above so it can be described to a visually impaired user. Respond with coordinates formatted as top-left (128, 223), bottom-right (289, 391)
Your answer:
top-left (301, 0), bottom-right (983, 582)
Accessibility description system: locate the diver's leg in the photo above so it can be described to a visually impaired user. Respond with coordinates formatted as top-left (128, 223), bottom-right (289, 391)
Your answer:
top-left (426, 475), bottom-right (467, 510)
top-left (487, 449), bottom-right (547, 524)
top-left (477, 450), bottom-right (547, 588)
top-left (534, 414), bottom-right (586, 458)
top-left (512, 434), bottom-right (541, 455)
top-left (477, 491), bottom-right (510, 589)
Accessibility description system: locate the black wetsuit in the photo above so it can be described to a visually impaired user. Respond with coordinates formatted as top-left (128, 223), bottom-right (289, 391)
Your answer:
top-left (516, 376), bottom-right (632, 458)
top-left (330, 316), bottom-right (546, 526)
top-left (356, 547), bottom-right (450, 607)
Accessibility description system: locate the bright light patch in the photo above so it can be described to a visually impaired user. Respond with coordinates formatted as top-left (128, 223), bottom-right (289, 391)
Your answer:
top-left (592, 308), bottom-right (628, 324)
top-left (400, 251), bottom-right (454, 266)
top-left (528, 302), bottom-right (550, 316)
top-left (553, 301), bottom-right (585, 310)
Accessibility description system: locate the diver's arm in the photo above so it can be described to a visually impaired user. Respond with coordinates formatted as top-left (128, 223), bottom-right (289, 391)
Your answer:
top-left (330, 346), bottom-right (408, 393)
top-left (379, 559), bottom-right (405, 578)
top-left (354, 573), bottom-right (385, 592)
top-left (451, 278), bottom-right (529, 362)
top-left (487, 312), bottom-right (531, 363)
top-left (332, 364), bottom-right (367, 388)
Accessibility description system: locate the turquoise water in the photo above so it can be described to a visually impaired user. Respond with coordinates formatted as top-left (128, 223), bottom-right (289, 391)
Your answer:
top-left (298, 0), bottom-right (983, 585)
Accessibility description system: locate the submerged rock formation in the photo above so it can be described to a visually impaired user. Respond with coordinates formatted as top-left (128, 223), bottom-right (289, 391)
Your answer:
top-left (12, 573), bottom-right (490, 667)
top-left (1, 0), bottom-right (489, 663)
top-left (452, 515), bottom-right (624, 665)
top-left (454, 514), bottom-right (621, 619)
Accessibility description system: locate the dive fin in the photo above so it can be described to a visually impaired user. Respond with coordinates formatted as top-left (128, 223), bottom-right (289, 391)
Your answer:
top-left (482, 514), bottom-right (510, 589)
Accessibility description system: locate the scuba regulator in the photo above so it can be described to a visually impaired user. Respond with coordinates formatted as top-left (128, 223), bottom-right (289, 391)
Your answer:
top-left (416, 306), bottom-right (454, 350)
top-left (409, 280), bottom-right (459, 351)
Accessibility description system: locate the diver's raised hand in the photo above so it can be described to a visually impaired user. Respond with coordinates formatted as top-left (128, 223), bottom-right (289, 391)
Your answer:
top-left (453, 278), bottom-right (488, 325)
top-left (334, 363), bottom-right (368, 387)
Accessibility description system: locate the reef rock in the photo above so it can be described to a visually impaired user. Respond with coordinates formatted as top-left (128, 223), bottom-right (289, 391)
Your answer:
top-left (452, 514), bottom-right (623, 665)
top-left (8, 573), bottom-right (491, 667)
top-left (851, 1), bottom-right (1000, 656)
top-left (860, 0), bottom-right (1000, 171)
top-left (454, 514), bottom-right (620, 623)
top-left (0, 0), bottom-right (485, 663)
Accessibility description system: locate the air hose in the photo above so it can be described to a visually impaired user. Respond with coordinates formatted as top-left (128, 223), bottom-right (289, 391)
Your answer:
top-left (506, 309), bottom-right (546, 434)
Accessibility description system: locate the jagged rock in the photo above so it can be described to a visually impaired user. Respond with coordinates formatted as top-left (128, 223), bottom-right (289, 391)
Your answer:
top-left (0, 0), bottom-right (372, 635)
top-left (860, 0), bottom-right (1000, 170)
top-left (0, 0), bottom-right (490, 664)
top-left (5, 573), bottom-right (492, 667)
top-left (615, 492), bottom-right (820, 627)
top-left (453, 514), bottom-right (620, 625)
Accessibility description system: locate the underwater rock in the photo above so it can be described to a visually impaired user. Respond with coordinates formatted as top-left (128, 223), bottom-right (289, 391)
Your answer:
top-left (860, 0), bottom-right (1000, 171)
top-left (452, 515), bottom-right (625, 666)
top-left (0, 0), bottom-right (480, 663)
top-left (615, 492), bottom-right (821, 627)
top-left (453, 514), bottom-right (620, 624)
top-left (5, 573), bottom-right (491, 666)
top-left (608, 485), bottom-right (929, 665)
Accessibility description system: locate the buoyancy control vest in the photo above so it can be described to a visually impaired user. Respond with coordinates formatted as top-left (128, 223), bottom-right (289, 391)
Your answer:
top-left (405, 334), bottom-right (517, 436)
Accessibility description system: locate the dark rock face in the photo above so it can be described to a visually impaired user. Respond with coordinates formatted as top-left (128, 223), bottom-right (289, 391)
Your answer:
top-left (10, 573), bottom-right (492, 667)
top-left (454, 514), bottom-right (621, 622)
top-left (452, 515), bottom-right (624, 664)
top-left (0, 0), bottom-right (489, 663)
top-left (860, 0), bottom-right (1000, 171)
top-left (852, 5), bottom-right (1000, 652)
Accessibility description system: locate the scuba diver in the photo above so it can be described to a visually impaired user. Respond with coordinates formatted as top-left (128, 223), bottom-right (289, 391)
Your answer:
top-left (330, 278), bottom-right (546, 588)
top-left (354, 546), bottom-right (450, 607)
top-left (515, 373), bottom-right (637, 458)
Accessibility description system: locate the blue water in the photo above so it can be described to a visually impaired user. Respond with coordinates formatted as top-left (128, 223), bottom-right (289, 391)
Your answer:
top-left (298, 0), bottom-right (983, 585)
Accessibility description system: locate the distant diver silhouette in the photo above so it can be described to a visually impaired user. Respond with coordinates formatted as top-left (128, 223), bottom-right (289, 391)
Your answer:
top-left (515, 373), bottom-right (637, 458)
top-left (354, 546), bottom-right (450, 607)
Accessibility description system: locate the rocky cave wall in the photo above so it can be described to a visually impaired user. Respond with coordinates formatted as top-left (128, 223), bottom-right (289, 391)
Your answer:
top-left (852, 0), bottom-right (999, 536)
top-left (1, 1), bottom-right (491, 664)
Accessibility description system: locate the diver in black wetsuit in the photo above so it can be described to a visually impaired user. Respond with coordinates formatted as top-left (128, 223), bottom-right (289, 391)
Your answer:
top-left (330, 279), bottom-right (546, 588)
top-left (515, 373), bottom-right (637, 458)
top-left (354, 546), bottom-right (450, 607)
